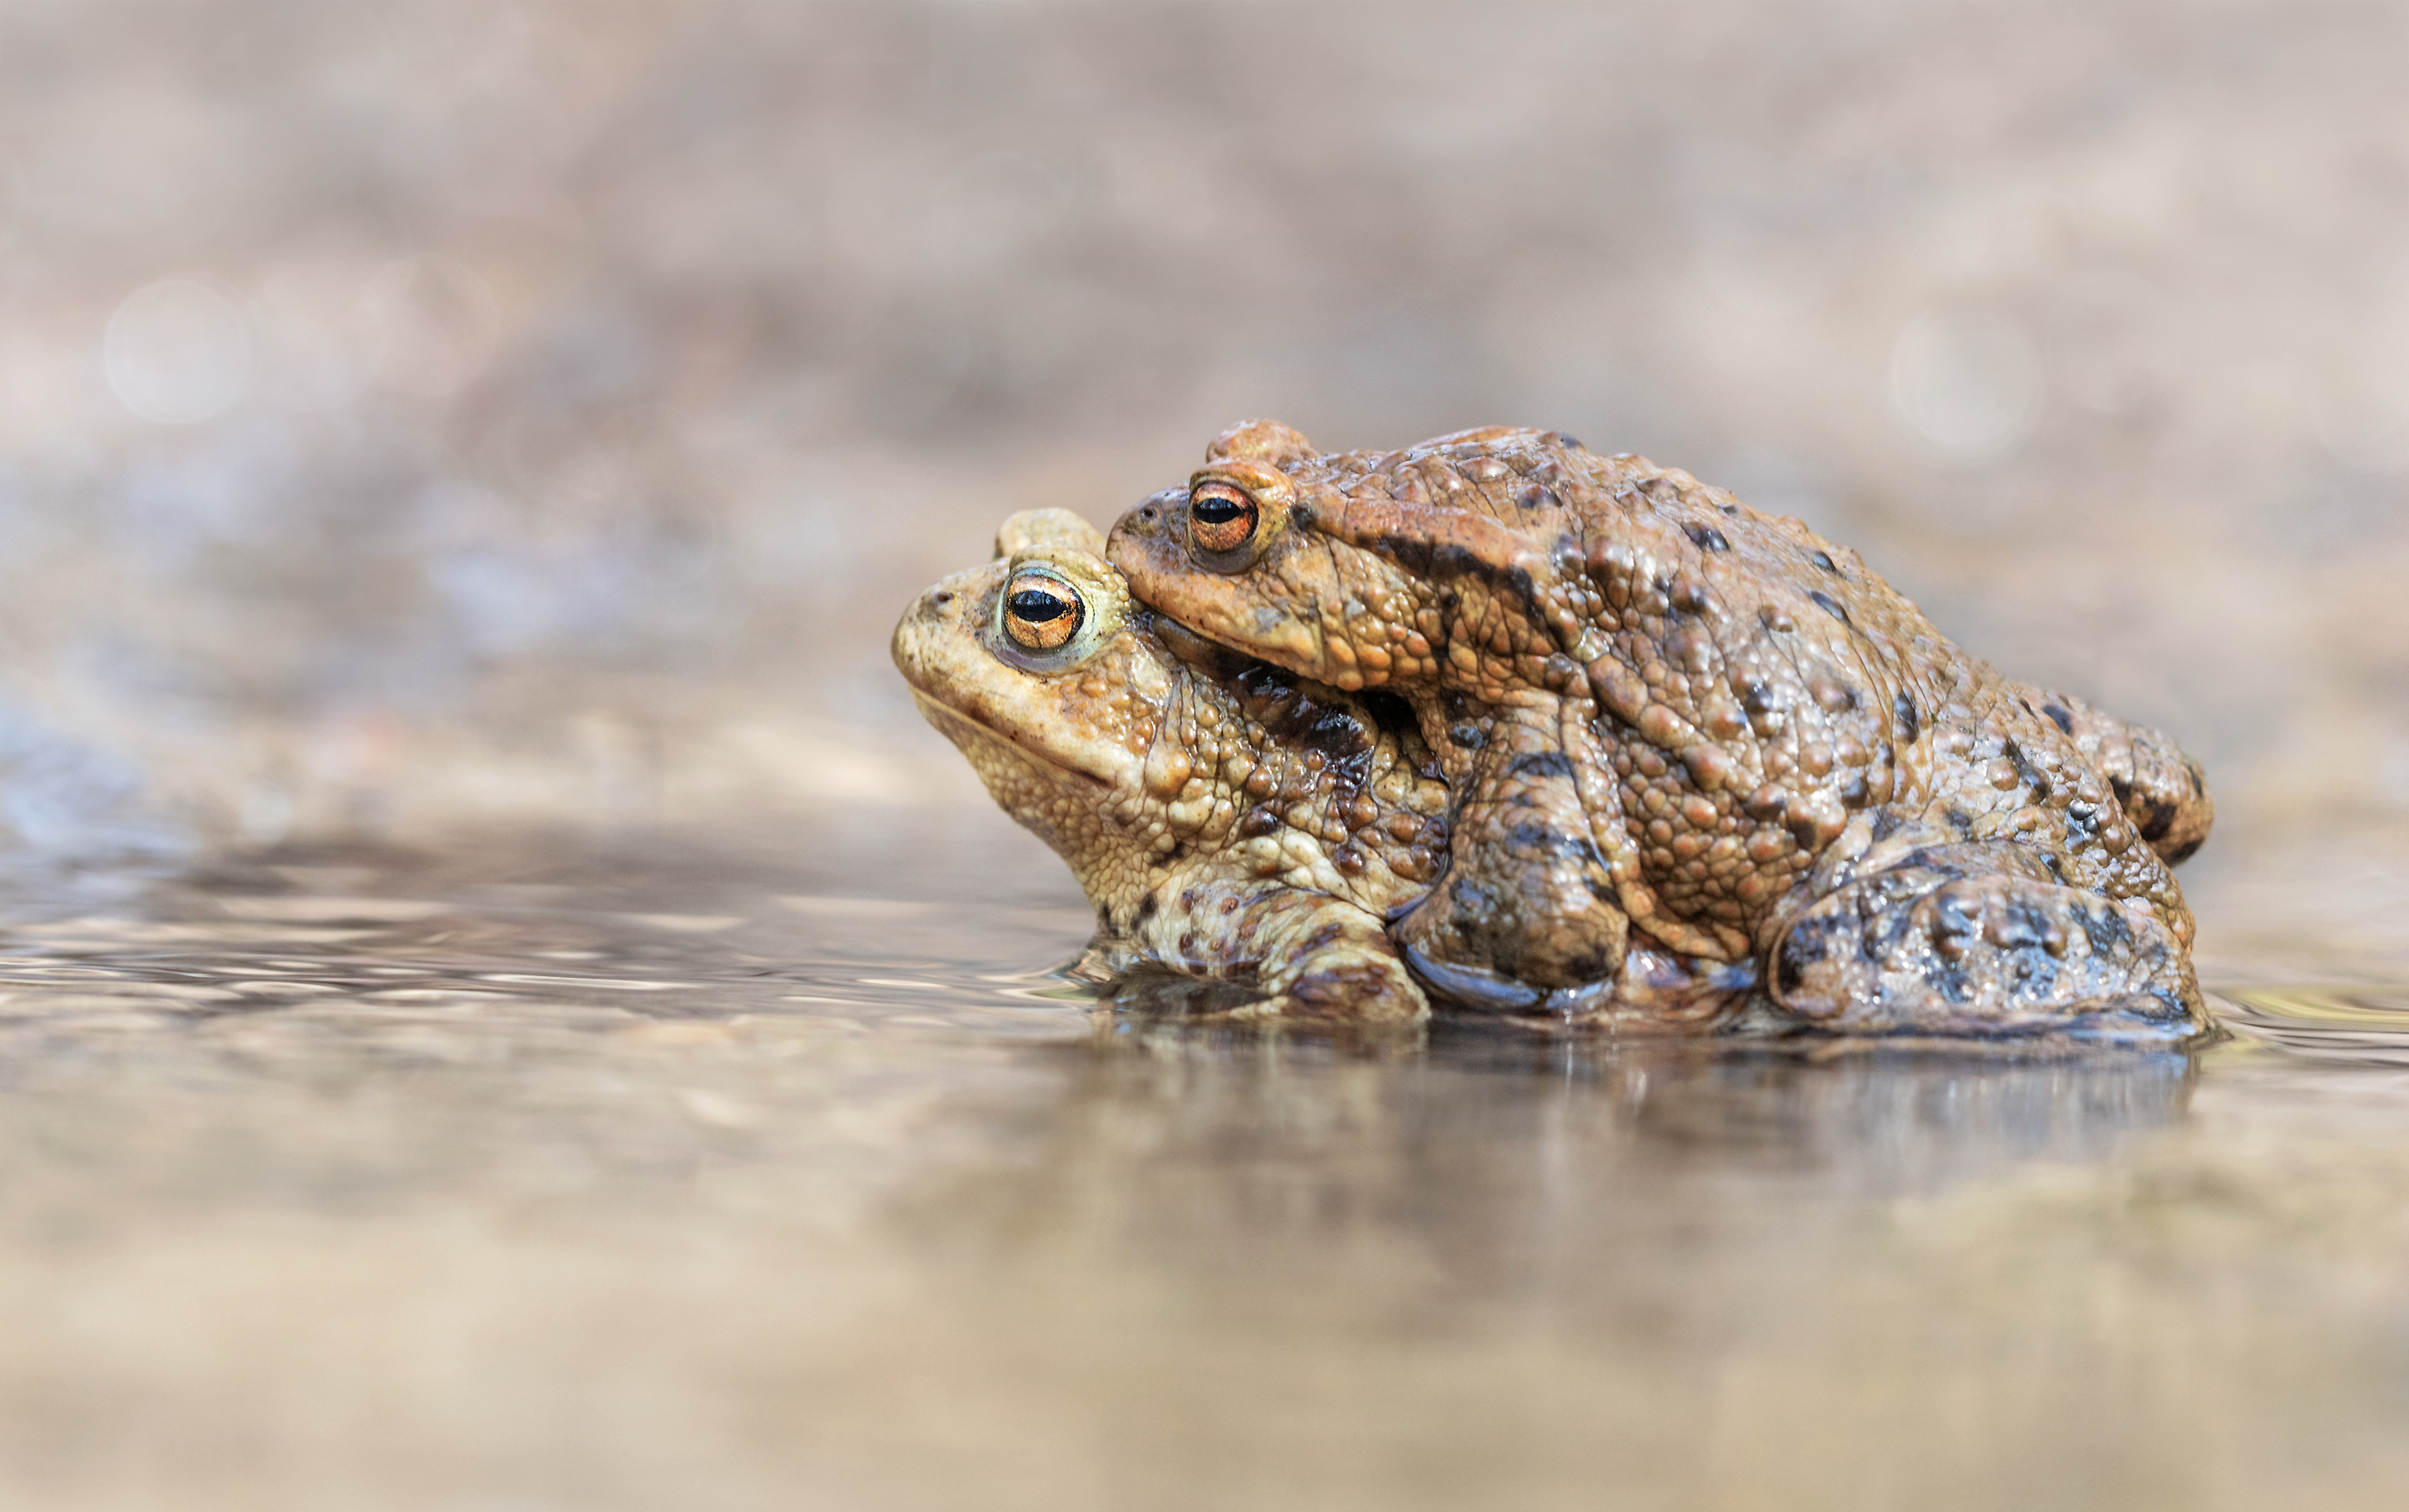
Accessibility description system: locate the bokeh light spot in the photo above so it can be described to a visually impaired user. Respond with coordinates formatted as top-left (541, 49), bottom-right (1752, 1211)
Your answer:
top-left (104, 277), bottom-right (255, 425)
top-left (1886, 308), bottom-right (2043, 466)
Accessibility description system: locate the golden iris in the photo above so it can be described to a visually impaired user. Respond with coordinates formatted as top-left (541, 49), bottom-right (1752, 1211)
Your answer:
top-left (1002, 572), bottom-right (1082, 651)
top-left (1188, 482), bottom-right (1259, 556)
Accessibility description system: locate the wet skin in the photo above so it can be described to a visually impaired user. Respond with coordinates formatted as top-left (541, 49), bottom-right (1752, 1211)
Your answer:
top-left (892, 509), bottom-right (1453, 1024)
top-left (1106, 422), bottom-right (2214, 1041)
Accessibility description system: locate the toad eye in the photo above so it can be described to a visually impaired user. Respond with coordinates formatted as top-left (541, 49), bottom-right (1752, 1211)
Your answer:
top-left (1188, 483), bottom-right (1260, 556)
top-left (1002, 572), bottom-right (1084, 651)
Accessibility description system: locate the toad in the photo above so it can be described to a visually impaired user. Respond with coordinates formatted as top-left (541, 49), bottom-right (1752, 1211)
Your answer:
top-left (1106, 421), bottom-right (2213, 1041)
top-left (892, 508), bottom-right (1453, 1022)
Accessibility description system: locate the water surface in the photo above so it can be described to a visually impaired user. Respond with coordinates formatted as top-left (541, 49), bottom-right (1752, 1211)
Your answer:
top-left (2, 814), bottom-right (2407, 1511)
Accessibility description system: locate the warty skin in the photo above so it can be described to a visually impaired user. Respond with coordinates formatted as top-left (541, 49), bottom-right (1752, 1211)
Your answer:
top-left (1107, 421), bottom-right (2214, 1041)
top-left (892, 509), bottom-right (1450, 1024)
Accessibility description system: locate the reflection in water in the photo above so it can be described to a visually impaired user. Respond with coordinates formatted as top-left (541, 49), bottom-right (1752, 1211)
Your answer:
top-left (1443, 1033), bottom-right (2195, 1172)
top-left (0, 837), bottom-right (2403, 1511)
top-left (2216, 984), bottom-right (2409, 1063)
top-left (1027, 1029), bottom-right (2195, 1320)
top-left (1094, 1020), bottom-right (2199, 1168)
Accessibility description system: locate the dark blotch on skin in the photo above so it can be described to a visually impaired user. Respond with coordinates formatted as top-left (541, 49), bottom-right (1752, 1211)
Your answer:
top-left (1360, 689), bottom-right (1420, 742)
top-left (2137, 990), bottom-right (2188, 1022)
top-left (1517, 483), bottom-right (1556, 511)
top-left (1809, 589), bottom-right (1851, 625)
top-left (1932, 890), bottom-right (1975, 941)
top-left (1894, 691), bottom-right (1921, 744)
top-left (2138, 799), bottom-right (2178, 843)
top-left (1869, 809), bottom-right (1906, 842)
top-left (2078, 904), bottom-right (2133, 956)
top-left (1376, 535), bottom-right (1539, 614)
top-left (2043, 703), bottom-right (2076, 736)
top-left (2002, 739), bottom-right (2050, 801)
top-left (1298, 921), bottom-right (1347, 954)
top-left (1995, 899), bottom-right (2057, 951)
top-left (2012, 958), bottom-right (2060, 999)
top-left (1290, 503), bottom-right (1316, 529)
top-left (1238, 807), bottom-right (1280, 838)
top-left (1776, 915), bottom-right (1844, 994)
top-left (1136, 894), bottom-right (1159, 922)
top-left (2064, 807), bottom-right (2096, 847)
top-left (1232, 663), bottom-right (1372, 760)
top-left (1868, 903), bottom-right (1921, 960)
top-left (1812, 551), bottom-right (1840, 574)
top-left (1289, 964), bottom-right (1390, 1009)
top-left (1506, 751), bottom-right (1577, 780)
top-left (2166, 837), bottom-right (2204, 864)
top-left (1503, 824), bottom-right (1606, 866)
top-left (1684, 523), bottom-right (1730, 552)
top-left (1555, 433), bottom-right (1585, 450)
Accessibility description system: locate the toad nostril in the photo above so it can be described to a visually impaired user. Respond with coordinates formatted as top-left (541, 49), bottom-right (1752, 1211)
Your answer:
top-left (1139, 507), bottom-right (1156, 521)
top-left (932, 591), bottom-right (952, 605)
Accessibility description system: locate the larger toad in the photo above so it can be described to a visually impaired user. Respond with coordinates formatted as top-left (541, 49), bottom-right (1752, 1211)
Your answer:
top-left (1107, 421), bottom-right (2214, 1041)
top-left (893, 508), bottom-right (1453, 1023)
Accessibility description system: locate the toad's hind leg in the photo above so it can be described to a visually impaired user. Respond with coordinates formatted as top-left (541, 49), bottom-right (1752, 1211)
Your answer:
top-left (1766, 839), bottom-right (2206, 1041)
top-left (1393, 707), bottom-right (1631, 1009)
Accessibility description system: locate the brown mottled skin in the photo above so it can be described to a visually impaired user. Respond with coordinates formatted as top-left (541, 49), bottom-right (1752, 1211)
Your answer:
top-left (892, 509), bottom-right (1453, 1023)
top-left (1107, 421), bottom-right (2215, 1041)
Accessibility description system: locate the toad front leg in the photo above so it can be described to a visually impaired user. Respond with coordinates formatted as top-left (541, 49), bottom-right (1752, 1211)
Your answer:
top-left (2012, 683), bottom-right (2215, 865)
top-left (1763, 839), bottom-right (2206, 1041)
top-left (1391, 702), bottom-right (1636, 1009)
top-left (1136, 879), bottom-right (1429, 1023)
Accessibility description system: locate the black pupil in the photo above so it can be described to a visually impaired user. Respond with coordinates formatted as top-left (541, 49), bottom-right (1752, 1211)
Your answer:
top-left (1009, 589), bottom-right (1071, 623)
top-left (1194, 494), bottom-right (1248, 524)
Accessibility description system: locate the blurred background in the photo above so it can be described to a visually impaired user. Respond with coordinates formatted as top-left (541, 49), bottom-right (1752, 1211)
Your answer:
top-left (13, 10), bottom-right (2409, 1511)
top-left (1, 0), bottom-right (2403, 859)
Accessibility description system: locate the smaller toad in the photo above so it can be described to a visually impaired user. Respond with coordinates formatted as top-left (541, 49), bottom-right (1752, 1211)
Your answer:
top-left (891, 509), bottom-right (1452, 1022)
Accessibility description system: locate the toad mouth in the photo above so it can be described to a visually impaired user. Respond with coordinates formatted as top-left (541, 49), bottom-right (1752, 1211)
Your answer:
top-left (909, 692), bottom-right (1118, 789)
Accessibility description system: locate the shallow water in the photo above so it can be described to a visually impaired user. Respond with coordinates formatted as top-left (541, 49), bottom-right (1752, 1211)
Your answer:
top-left (1, 814), bottom-right (2407, 1511)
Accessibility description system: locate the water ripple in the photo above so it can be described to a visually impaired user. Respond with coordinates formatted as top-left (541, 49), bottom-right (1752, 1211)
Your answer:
top-left (2216, 985), bottom-right (2409, 1063)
